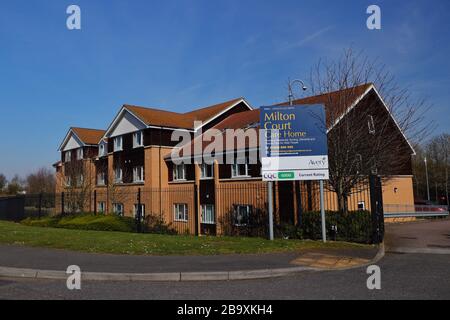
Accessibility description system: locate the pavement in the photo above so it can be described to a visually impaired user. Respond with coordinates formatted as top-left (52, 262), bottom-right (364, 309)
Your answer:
top-left (0, 244), bottom-right (380, 281)
top-left (385, 218), bottom-right (450, 254)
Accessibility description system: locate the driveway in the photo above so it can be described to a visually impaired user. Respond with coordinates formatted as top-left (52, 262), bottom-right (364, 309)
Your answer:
top-left (385, 218), bottom-right (450, 254)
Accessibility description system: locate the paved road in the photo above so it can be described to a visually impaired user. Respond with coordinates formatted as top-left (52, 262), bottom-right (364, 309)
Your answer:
top-left (0, 253), bottom-right (449, 300)
top-left (0, 219), bottom-right (448, 300)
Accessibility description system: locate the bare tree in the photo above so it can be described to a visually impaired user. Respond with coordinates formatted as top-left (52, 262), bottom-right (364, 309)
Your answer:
top-left (308, 48), bottom-right (432, 212)
top-left (62, 159), bottom-right (94, 214)
top-left (26, 167), bottom-right (55, 194)
top-left (0, 174), bottom-right (6, 193)
top-left (6, 174), bottom-right (25, 195)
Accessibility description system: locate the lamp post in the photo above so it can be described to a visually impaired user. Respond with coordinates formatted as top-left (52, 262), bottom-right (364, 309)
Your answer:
top-left (288, 79), bottom-right (308, 106)
top-left (424, 157), bottom-right (430, 202)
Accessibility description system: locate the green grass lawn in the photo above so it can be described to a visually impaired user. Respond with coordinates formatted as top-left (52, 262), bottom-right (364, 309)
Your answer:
top-left (0, 221), bottom-right (370, 255)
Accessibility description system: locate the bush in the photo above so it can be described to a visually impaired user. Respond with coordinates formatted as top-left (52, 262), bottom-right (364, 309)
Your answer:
top-left (21, 213), bottom-right (136, 233)
top-left (143, 214), bottom-right (177, 235)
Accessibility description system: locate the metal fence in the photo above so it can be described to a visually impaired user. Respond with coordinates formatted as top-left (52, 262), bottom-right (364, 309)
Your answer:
top-left (384, 204), bottom-right (449, 218)
top-left (0, 175), bottom-right (385, 243)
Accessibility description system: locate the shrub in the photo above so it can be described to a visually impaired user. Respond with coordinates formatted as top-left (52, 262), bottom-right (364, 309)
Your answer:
top-left (143, 214), bottom-right (177, 235)
top-left (21, 213), bottom-right (136, 233)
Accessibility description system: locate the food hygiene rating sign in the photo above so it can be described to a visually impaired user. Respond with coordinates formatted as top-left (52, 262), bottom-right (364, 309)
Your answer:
top-left (260, 104), bottom-right (329, 181)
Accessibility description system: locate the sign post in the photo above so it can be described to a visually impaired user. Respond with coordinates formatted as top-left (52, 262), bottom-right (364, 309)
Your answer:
top-left (260, 104), bottom-right (329, 241)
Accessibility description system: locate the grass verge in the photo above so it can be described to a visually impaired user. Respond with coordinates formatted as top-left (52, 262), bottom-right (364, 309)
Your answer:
top-left (0, 221), bottom-right (371, 256)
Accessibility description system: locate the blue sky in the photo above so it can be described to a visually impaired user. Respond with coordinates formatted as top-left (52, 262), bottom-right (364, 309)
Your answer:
top-left (0, 0), bottom-right (449, 179)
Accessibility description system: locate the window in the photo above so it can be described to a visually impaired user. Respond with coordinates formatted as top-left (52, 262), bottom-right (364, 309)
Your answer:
top-left (231, 163), bottom-right (248, 178)
top-left (358, 201), bottom-right (366, 211)
top-left (114, 167), bottom-right (123, 183)
top-left (77, 174), bottom-right (84, 186)
top-left (133, 204), bottom-right (145, 220)
top-left (65, 151), bottom-right (71, 163)
top-left (65, 176), bottom-right (72, 187)
top-left (173, 164), bottom-right (186, 181)
top-left (133, 131), bottom-right (143, 148)
top-left (99, 143), bottom-right (107, 157)
top-left (201, 204), bottom-right (215, 224)
top-left (174, 203), bottom-right (188, 222)
top-left (200, 163), bottom-right (213, 179)
top-left (133, 166), bottom-right (144, 183)
top-left (113, 203), bottom-right (124, 216)
top-left (113, 136), bottom-right (123, 152)
top-left (97, 202), bottom-right (106, 214)
top-left (234, 205), bottom-right (252, 226)
top-left (76, 148), bottom-right (83, 160)
top-left (97, 172), bottom-right (106, 186)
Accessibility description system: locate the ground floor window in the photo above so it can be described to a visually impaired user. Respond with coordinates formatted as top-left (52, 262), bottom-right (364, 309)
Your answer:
top-left (233, 204), bottom-right (252, 226)
top-left (133, 203), bottom-right (145, 221)
top-left (201, 204), bottom-right (215, 224)
top-left (113, 203), bottom-right (124, 216)
top-left (174, 203), bottom-right (188, 222)
top-left (358, 201), bottom-right (366, 211)
top-left (97, 202), bottom-right (106, 213)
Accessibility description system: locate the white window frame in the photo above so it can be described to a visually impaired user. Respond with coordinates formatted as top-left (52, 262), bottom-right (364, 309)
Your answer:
top-left (133, 165), bottom-right (144, 183)
top-left (97, 202), bottom-right (106, 214)
top-left (231, 163), bottom-right (249, 178)
top-left (133, 204), bottom-right (145, 220)
top-left (65, 176), bottom-right (72, 187)
top-left (76, 148), bottom-right (83, 160)
top-left (113, 203), bottom-right (124, 216)
top-left (97, 172), bottom-right (106, 186)
top-left (78, 174), bottom-right (84, 186)
top-left (201, 204), bottom-right (215, 225)
top-left (114, 167), bottom-right (123, 183)
top-left (113, 136), bottom-right (123, 152)
top-left (357, 201), bottom-right (366, 211)
top-left (99, 143), bottom-right (107, 157)
top-left (133, 131), bottom-right (143, 148)
top-left (234, 205), bottom-right (251, 226)
top-left (174, 203), bottom-right (188, 222)
top-left (173, 164), bottom-right (186, 181)
top-left (65, 150), bottom-right (72, 163)
top-left (200, 163), bottom-right (214, 179)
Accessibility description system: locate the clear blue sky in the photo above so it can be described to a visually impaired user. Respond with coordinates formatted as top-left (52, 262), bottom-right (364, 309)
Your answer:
top-left (1, 0), bottom-right (449, 179)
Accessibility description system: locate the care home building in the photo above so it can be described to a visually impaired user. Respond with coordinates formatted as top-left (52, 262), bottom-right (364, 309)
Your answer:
top-left (55, 84), bottom-right (416, 235)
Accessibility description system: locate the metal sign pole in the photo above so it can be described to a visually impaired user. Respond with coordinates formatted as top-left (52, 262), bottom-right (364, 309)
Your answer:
top-left (268, 181), bottom-right (274, 240)
top-left (319, 180), bottom-right (327, 242)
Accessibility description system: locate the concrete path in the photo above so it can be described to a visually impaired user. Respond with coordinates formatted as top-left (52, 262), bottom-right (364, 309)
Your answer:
top-left (385, 218), bottom-right (450, 254)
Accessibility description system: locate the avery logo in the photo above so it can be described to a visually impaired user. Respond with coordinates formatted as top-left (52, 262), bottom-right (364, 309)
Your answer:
top-left (308, 157), bottom-right (328, 168)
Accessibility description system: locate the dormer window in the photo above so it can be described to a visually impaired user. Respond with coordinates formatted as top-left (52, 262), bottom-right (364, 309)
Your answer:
top-left (76, 148), bottom-right (83, 160)
top-left (99, 143), bottom-right (107, 157)
top-left (114, 136), bottom-right (123, 152)
top-left (65, 151), bottom-right (72, 163)
top-left (133, 131), bottom-right (143, 148)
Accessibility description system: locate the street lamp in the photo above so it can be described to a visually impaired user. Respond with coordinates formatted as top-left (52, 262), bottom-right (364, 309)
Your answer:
top-left (288, 79), bottom-right (308, 106)
top-left (424, 157), bottom-right (430, 202)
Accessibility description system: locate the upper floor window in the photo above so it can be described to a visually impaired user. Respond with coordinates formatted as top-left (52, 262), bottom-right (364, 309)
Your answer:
top-left (97, 172), bottom-right (106, 186)
top-left (76, 148), bottom-right (83, 160)
top-left (133, 165), bottom-right (144, 183)
top-left (173, 164), bottom-right (186, 181)
top-left (200, 163), bottom-right (213, 179)
top-left (368, 115), bottom-right (376, 135)
top-left (133, 131), bottom-right (143, 148)
top-left (231, 163), bottom-right (248, 178)
top-left (64, 151), bottom-right (72, 163)
top-left (114, 167), bottom-right (123, 183)
top-left (113, 136), bottom-right (123, 152)
top-left (99, 143), bottom-right (107, 157)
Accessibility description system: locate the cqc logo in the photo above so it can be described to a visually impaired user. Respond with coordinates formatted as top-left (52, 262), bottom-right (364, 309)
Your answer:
top-left (263, 172), bottom-right (294, 180)
top-left (263, 173), bottom-right (277, 180)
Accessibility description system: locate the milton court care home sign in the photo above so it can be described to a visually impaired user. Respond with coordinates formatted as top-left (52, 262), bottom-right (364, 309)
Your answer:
top-left (260, 104), bottom-right (329, 181)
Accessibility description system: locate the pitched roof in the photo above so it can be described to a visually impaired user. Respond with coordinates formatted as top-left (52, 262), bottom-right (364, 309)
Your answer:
top-left (124, 98), bottom-right (247, 130)
top-left (277, 83), bottom-right (373, 128)
top-left (71, 127), bottom-right (106, 145)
